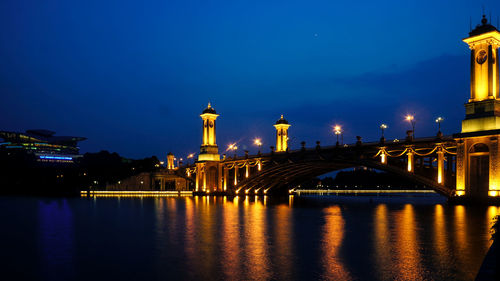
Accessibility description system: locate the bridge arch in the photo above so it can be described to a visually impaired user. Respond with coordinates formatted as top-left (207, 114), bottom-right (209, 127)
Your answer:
top-left (235, 158), bottom-right (455, 197)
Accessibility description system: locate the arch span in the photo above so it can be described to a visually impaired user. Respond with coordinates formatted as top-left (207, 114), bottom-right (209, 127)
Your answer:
top-left (235, 159), bottom-right (455, 197)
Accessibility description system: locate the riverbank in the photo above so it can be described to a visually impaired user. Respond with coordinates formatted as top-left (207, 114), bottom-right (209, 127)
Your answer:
top-left (475, 217), bottom-right (499, 280)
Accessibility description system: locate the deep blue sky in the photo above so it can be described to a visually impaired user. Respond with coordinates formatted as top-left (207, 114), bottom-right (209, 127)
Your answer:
top-left (1, 0), bottom-right (500, 160)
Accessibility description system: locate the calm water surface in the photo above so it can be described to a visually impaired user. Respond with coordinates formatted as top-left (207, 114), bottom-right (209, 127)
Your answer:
top-left (0, 195), bottom-right (498, 281)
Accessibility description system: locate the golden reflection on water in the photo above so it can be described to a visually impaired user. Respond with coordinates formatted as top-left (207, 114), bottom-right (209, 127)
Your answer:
top-left (183, 198), bottom-right (196, 271)
top-left (454, 204), bottom-right (468, 273)
top-left (321, 206), bottom-right (351, 281)
top-left (433, 204), bottom-right (451, 269)
top-left (243, 196), bottom-right (271, 280)
top-left (373, 204), bottom-right (391, 280)
top-left (274, 204), bottom-right (294, 280)
top-left (148, 196), bottom-right (500, 280)
top-left (487, 206), bottom-right (499, 228)
top-left (394, 204), bottom-right (422, 280)
top-left (221, 196), bottom-right (241, 280)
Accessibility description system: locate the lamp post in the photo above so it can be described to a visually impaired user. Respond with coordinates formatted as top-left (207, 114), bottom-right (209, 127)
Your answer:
top-left (380, 123), bottom-right (388, 138)
top-left (228, 143), bottom-right (238, 158)
top-left (334, 125), bottom-right (342, 146)
top-left (406, 115), bottom-right (415, 138)
top-left (254, 138), bottom-right (262, 154)
top-left (435, 117), bottom-right (443, 132)
top-left (187, 153), bottom-right (194, 165)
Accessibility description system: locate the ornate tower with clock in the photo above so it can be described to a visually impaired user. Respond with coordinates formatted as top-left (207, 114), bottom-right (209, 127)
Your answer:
top-left (196, 103), bottom-right (222, 192)
top-left (274, 115), bottom-right (291, 152)
top-left (455, 16), bottom-right (500, 198)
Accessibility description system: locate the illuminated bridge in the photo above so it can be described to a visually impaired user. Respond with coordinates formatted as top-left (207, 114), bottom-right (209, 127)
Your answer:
top-left (169, 17), bottom-right (500, 201)
top-left (184, 134), bottom-right (457, 197)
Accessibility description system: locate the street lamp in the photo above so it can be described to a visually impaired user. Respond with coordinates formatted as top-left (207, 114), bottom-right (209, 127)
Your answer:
top-left (187, 153), bottom-right (194, 165)
top-left (334, 125), bottom-right (342, 146)
top-left (380, 123), bottom-right (388, 138)
top-left (406, 115), bottom-right (415, 138)
top-left (228, 143), bottom-right (238, 158)
top-left (435, 117), bottom-right (443, 132)
top-left (254, 138), bottom-right (262, 154)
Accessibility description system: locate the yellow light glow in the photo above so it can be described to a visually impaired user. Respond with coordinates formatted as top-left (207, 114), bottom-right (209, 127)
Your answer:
top-left (406, 115), bottom-right (414, 122)
top-left (258, 162), bottom-right (261, 171)
top-left (200, 112), bottom-right (219, 146)
top-left (380, 152), bottom-right (386, 164)
top-left (456, 190), bottom-right (465, 196)
top-left (274, 117), bottom-right (291, 152)
top-left (254, 138), bottom-right (262, 146)
top-left (407, 152), bottom-right (414, 173)
top-left (488, 191), bottom-right (499, 197)
top-left (437, 151), bottom-right (444, 184)
top-left (380, 124), bottom-right (388, 130)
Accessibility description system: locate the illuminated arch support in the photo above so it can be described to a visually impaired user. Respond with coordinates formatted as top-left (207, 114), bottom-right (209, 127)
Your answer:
top-left (202, 169), bottom-right (207, 191)
top-left (437, 148), bottom-right (444, 185)
top-left (195, 172), bottom-right (199, 191)
top-left (407, 149), bottom-right (414, 173)
top-left (234, 166), bottom-right (239, 186)
top-left (245, 163), bottom-right (249, 178)
top-left (378, 148), bottom-right (387, 164)
top-left (223, 166), bottom-right (228, 191)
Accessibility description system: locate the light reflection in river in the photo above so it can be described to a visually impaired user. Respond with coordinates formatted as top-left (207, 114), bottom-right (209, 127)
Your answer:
top-left (394, 204), bottom-right (422, 280)
top-left (321, 205), bottom-right (351, 280)
top-left (222, 196), bottom-right (241, 280)
top-left (374, 204), bottom-right (391, 280)
top-left (2, 196), bottom-right (496, 281)
top-left (274, 204), bottom-right (294, 280)
top-left (243, 196), bottom-right (271, 280)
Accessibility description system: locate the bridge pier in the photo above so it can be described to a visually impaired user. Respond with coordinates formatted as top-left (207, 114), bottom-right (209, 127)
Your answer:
top-left (407, 149), bottom-right (414, 173)
top-left (437, 148), bottom-right (444, 185)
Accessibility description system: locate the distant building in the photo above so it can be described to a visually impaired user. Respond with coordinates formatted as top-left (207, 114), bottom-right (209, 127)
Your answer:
top-left (106, 171), bottom-right (192, 191)
top-left (0, 129), bottom-right (86, 163)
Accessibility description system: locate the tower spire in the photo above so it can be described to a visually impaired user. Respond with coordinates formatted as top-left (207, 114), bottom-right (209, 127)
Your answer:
top-left (274, 115), bottom-right (291, 152)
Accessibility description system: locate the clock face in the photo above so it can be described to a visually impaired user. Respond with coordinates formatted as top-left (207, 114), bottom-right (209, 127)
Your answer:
top-left (476, 50), bottom-right (488, 64)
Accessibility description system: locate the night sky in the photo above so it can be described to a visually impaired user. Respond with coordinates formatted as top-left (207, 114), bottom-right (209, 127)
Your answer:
top-left (1, 0), bottom-right (500, 160)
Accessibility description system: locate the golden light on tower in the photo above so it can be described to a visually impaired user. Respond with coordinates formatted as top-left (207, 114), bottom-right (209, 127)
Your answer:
top-left (198, 103), bottom-right (220, 161)
top-left (461, 16), bottom-right (500, 133)
top-left (463, 16), bottom-right (500, 102)
top-left (273, 115), bottom-right (291, 152)
top-left (454, 16), bottom-right (500, 198)
top-left (167, 152), bottom-right (175, 170)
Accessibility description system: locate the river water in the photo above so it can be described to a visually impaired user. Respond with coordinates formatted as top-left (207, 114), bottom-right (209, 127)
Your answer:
top-left (0, 195), bottom-right (497, 281)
